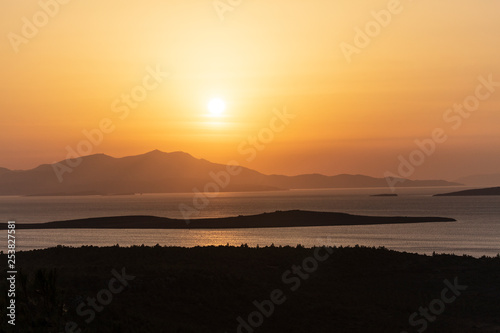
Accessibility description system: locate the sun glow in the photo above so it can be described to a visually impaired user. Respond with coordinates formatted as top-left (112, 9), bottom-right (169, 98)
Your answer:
top-left (207, 98), bottom-right (226, 117)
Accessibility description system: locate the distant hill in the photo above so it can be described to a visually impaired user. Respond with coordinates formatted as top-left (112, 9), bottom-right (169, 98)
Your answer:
top-left (434, 186), bottom-right (500, 197)
top-left (264, 173), bottom-right (458, 189)
top-left (0, 150), bottom-right (461, 196)
top-left (455, 173), bottom-right (500, 187)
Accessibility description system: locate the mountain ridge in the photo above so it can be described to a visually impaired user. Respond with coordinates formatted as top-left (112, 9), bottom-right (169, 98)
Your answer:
top-left (0, 150), bottom-right (462, 196)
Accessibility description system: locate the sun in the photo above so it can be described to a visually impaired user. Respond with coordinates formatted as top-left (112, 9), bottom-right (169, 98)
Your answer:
top-left (207, 98), bottom-right (226, 117)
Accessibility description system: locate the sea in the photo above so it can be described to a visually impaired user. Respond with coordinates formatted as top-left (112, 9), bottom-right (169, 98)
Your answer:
top-left (1, 186), bottom-right (499, 257)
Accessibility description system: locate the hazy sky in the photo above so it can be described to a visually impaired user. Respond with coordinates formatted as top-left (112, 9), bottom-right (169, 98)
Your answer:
top-left (1, 0), bottom-right (499, 180)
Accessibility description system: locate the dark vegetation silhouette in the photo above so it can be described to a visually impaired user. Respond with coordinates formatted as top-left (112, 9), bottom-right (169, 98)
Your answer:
top-left (1, 268), bottom-right (64, 332)
top-left (1, 245), bottom-right (499, 332)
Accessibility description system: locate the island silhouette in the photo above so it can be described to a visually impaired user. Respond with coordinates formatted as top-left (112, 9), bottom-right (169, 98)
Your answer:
top-left (0, 210), bottom-right (456, 230)
top-left (434, 186), bottom-right (500, 196)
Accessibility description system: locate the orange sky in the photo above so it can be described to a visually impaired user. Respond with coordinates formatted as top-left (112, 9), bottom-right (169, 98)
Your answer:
top-left (1, 0), bottom-right (499, 180)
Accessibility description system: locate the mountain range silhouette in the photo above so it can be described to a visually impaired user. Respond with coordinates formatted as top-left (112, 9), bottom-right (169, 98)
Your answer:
top-left (0, 150), bottom-right (461, 196)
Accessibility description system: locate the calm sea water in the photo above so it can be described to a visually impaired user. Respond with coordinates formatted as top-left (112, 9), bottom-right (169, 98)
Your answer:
top-left (1, 187), bottom-right (499, 257)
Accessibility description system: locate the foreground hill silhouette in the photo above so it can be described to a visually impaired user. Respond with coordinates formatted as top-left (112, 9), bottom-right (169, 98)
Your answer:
top-left (1, 245), bottom-right (499, 332)
top-left (434, 186), bottom-right (500, 196)
top-left (0, 210), bottom-right (456, 229)
top-left (0, 150), bottom-right (461, 196)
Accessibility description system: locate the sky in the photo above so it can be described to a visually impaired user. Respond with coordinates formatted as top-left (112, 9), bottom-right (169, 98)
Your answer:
top-left (1, 0), bottom-right (499, 180)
